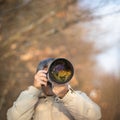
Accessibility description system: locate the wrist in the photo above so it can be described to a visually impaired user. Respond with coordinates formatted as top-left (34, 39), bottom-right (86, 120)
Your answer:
top-left (33, 84), bottom-right (41, 89)
top-left (28, 86), bottom-right (41, 96)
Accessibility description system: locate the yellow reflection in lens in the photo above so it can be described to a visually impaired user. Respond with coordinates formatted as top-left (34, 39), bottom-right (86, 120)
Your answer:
top-left (52, 70), bottom-right (71, 82)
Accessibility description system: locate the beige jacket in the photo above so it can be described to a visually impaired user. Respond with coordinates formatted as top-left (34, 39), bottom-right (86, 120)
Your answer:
top-left (7, 86), bottom-right (101, 120)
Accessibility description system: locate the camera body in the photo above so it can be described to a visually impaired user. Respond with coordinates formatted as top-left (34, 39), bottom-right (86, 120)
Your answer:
top-left (47, 58), bottom-right (74, 84)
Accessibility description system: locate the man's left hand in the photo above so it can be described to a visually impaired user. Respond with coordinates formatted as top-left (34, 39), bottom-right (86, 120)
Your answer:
top-left (52, 83), bottom-right (69, 98)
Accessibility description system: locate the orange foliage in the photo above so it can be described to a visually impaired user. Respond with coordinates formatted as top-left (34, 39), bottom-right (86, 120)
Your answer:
top-left (56, 11), bottom-right (66, 18)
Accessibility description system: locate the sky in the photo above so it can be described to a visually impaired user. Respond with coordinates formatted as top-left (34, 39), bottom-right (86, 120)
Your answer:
top-left (78, 0), bottom-right (120, 76)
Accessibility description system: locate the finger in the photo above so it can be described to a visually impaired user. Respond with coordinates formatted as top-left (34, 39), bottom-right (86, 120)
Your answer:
top-left (34, 74), bottom-right (46, 81)
top-left (39, 80), bottom-right (47, 86)
top-left (37, 71), bottom-right (47, 78)
top-left (39, 76), bottom-right (48, 82)
top-left (36, 78), bottom-right (47, 86)
top-left (52, 82), bottom-right (68, 88)
top-left (37, 73), bottom-right (47, 78)
top-left (52, 82), bottom-right (62, 87)
top-left (35, 73), bottom-right (45, 79)
top-left (37, 70), bottom-right (47, 74)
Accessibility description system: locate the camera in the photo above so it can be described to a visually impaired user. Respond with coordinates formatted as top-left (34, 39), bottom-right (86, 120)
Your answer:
top-left (47, 58), bottom-right (74, 84)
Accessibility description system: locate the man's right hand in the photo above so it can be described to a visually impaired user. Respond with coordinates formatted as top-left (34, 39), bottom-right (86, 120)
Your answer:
top-left (33, 70), bottom-right (48, 89)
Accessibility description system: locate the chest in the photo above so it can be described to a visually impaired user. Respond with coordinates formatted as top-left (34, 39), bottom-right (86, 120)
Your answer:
top-left (33, 97), bottom-right (73, 120)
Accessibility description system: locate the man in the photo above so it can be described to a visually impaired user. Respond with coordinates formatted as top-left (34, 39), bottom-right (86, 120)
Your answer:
top-left (7, 58), bottom-right (102, 120)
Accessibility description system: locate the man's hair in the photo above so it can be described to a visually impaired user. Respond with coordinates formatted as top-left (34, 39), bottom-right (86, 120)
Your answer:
top-left (36, 58), bottom-right (55, 72)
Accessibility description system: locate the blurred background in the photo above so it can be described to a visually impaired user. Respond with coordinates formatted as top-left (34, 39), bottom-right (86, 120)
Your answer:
top-left (0, 0), bottom-right (120, 120)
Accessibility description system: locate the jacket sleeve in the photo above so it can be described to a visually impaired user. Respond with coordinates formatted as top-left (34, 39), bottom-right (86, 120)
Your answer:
top-left (61, 88), bottom-right (102, 120)
top-left (7, 86), bottom-right (40, 120)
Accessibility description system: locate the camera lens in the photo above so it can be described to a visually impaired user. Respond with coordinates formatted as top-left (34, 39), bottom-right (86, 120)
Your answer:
top-left (48, 58), bottom-right (74, 84)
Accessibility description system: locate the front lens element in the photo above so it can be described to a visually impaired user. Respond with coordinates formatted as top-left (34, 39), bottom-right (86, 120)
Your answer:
top-left (52, 64), bottom-right (72, 82)
top-left (48, 58), bottom-right (74, 84)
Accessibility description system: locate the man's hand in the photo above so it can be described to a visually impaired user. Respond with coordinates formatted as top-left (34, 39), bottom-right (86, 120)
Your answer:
top-left (34, 70), bottom-right (69, 98)
top-left (34, 70), bottom-right (48, 89)
top-left (52, 83), bottom-right (69, 98)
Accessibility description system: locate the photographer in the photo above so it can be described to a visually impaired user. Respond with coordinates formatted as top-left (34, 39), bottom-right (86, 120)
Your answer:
top-left (7, 58), bottom-right (101, 120)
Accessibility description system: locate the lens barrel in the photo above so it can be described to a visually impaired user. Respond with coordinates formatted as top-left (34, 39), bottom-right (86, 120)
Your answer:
top-left (48, 58), bottom-right (74, 84)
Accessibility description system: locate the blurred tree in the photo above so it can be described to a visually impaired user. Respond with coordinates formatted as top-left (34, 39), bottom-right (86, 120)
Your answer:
top-left (0, 1), bottom-right (98, 119)
top-left (0, 0), bottom-right (120, 120)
